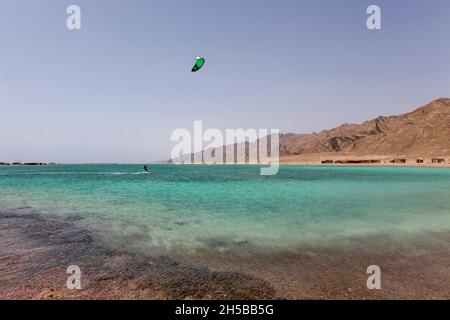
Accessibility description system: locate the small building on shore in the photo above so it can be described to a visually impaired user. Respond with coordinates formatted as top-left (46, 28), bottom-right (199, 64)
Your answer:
top-left (391, 158), bottom-right (406, 164)
top-left (334, 160), bottom-right (381, 164)
top-left (416, 158), bottom-right (424, 163)
top-left (431, 158), bottom-right (445, 164)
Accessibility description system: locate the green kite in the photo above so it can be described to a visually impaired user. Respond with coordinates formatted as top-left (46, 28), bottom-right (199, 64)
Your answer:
top-left (191, 56), bottom-right (205, 72)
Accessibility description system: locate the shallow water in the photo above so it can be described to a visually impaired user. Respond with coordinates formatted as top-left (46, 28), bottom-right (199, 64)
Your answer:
top-left (1, 164), bottom-right (450, 256)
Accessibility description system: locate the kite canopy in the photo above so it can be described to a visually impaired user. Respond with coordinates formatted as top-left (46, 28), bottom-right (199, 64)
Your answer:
top-left (191, 56), bottom-right (205, 72)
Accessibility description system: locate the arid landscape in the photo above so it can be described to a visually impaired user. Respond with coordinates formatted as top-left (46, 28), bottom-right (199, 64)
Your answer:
top-left (279, 98), bottom-right (450, 165)
top-left (177, 98), bottom-right (450, 166)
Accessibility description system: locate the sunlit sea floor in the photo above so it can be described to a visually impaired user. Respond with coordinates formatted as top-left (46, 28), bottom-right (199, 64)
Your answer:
top-left (1, 164), bottom-right (450, 299)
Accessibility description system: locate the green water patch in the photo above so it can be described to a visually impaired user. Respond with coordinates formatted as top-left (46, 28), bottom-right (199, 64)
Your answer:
top-left (1, 165), bottom-right (450, 255)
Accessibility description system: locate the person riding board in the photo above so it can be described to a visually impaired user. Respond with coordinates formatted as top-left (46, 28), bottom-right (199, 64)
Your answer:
top-left (144, 165), bottom-right (149, 173)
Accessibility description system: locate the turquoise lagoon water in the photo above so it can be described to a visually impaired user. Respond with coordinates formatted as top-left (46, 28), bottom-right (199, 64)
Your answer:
top-left (1, 165), bottom-right (450, 255)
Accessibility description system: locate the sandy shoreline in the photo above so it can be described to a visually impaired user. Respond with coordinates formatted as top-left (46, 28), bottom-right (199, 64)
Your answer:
top-left (166, 162), bottom-right (450, 168)
top-left (281, 163), bottom-right (450, 168)
top-left (1, 209), bottom-right (450, 300)
top-left (278, 154), bottom-right (450, 167)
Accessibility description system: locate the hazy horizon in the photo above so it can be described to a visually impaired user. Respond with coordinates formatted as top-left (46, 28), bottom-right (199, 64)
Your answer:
top-left (1, 0), bottom-right (449, 163)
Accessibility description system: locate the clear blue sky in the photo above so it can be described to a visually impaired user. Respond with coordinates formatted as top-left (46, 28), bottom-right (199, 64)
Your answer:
top-left (1, 0), bottom-right (449, 163)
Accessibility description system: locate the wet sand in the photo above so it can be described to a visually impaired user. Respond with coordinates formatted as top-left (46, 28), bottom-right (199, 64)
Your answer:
top-left (1, 210), bottom-right (449, 300)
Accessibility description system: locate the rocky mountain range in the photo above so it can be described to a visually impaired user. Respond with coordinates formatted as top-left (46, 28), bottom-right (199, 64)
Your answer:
top-left (172, 98), bottom-right (450, 164)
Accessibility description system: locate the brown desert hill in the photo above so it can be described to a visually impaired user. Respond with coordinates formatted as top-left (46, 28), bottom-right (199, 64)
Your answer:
top-left (279, 98), bottom-right (450, 160)
top-left (172, 98), bottom-right (450, 164)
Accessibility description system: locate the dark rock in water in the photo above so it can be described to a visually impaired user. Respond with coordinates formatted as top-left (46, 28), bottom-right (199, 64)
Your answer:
top-left (65, 214), bottom-right (85, 222)
top-left (202, 238), bottom-right (252, 253)
top-left (16, 206), bottom-right (33, 210)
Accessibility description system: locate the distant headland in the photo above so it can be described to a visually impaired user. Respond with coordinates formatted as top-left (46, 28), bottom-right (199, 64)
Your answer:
top-left (0, 162), bottom-right (59, 166)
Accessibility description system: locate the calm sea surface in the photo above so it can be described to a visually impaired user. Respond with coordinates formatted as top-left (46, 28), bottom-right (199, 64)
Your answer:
top-left (1, 164), bottom-right (450, 256)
